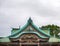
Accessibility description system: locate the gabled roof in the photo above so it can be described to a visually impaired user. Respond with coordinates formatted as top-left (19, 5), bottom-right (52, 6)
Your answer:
top-left (8, 18), bottom-right (50, 38)
top-left (10, 31), bottom-right (49, 38)
top-left (0, 37), bottom-right (10, 42)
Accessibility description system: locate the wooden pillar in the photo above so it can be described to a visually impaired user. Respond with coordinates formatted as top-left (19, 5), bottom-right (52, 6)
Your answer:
top-left (20, 43), bottom-right (21, 46)
top-left (19, 39), bottom-right (21, 46)
top-left (50, 44), bottom-right (52, 46)
top-left (58, 43), bottom-right (60, 46)
top-left (38, 39), bottom-right (40, 46)
top-left (38, 43), bottom-right (40, 46)
top-left (7, 44), bottom-right (9, 46)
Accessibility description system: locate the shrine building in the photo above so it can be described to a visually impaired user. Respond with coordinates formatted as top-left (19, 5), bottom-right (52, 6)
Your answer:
top-left (0, 18), bottom-right (60, 46)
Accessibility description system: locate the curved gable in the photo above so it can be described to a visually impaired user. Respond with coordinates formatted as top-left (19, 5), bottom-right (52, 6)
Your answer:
top-left (8, 18), bottom-right (50, 38)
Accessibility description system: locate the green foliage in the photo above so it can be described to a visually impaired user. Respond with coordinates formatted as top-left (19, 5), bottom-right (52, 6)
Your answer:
top-left (40, 24), bottom-right (60, 37)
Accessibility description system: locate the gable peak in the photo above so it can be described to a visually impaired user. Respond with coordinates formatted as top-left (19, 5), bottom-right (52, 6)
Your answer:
top-left (28, 17), bottom-right (33, 23)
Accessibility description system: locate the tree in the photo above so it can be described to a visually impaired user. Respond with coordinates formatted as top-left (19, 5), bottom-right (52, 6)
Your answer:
top-left (40, 24), bottom-right (60, 37)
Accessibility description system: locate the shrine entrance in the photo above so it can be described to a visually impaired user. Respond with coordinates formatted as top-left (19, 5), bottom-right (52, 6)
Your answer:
top-left (22, 44), bottom-right (38, 46)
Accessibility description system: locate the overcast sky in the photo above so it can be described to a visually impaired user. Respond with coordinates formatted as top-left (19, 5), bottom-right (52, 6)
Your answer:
top-left (0, 0), bottom-right (60, 37)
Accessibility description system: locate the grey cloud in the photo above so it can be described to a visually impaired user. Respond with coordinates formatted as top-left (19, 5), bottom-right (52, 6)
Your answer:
top-left (0, 0), bottom-right (60, 36)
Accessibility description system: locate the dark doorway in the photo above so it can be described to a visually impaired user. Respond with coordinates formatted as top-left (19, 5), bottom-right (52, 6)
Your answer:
top-left (22, 45), bottom-right (37, 46)
top-left (52, 44), bottom-right (58, 46)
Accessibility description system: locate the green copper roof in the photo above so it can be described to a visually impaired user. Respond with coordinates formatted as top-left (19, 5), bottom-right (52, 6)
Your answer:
top-left (8, 18), bottom-right (50, 38)
top-left (10, 31), bottom-right (48, 38)
top-left (48, 37), bottom-right (60, 42)
top-left (11, 28), bottom-right (20, 34)
top-left (0, 37), bottom-right (10, 42)
top-left (43, 29), bottom-right (50, 36)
